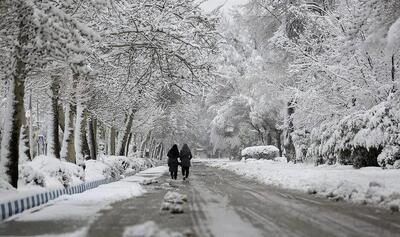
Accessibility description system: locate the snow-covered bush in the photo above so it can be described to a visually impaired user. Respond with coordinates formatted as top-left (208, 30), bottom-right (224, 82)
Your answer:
top-left (85, 156), bottom-right (159, 181)
top-left (19, 156), bottom-right (85, 188)
top-left (377, 146), bottom-right (400, 169)
top-left (0, 177), bottom-right (14, 191)
top-left (308, 102), bottom-right (400, 168)
top-left (241, 146), bottom-right (279, 160)
top-left (18, 165), bottom-right (45, 187)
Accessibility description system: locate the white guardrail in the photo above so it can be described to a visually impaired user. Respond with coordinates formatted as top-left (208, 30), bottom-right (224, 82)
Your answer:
top-left (0, 178), bottom-right (118, 221)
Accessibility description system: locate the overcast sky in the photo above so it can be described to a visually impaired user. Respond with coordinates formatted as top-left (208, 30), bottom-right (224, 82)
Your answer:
top-left (201, 0), bottom-right (248, 13)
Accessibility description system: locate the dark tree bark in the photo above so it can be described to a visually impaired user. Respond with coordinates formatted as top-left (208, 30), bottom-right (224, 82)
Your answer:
top-left (284, 100), bottom-right (296, 162)
top-left (21, 124), bottom-right (31, 161)
top-left (125, 133), bottom-right (132, 156)
top-left (140, 130), bottom-right (152, 158)
top-left (87, 116), bottom-right (97, 160)
top-left (158, 142), bottom-right (164, 160)
top-left (109, 126), bottom-right (116, 155)
top-left (275, 129), bottom-right (283, 157)
top-left (266, 132), bottom-right (273, 145)
top-left (49, 75), bottom-right (61, 159)
top-left (61, 103), bottom-right (76, 163)
top-left (81, 110), bottom-right (90, 160)
top-left (117, 112), bottom-right (134, 156)
top-left (1, 7), bottom-right (29, 187)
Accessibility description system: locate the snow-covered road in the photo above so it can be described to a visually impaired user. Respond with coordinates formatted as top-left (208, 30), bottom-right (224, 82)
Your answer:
top-left (1, 162), bottom-right (399, 237)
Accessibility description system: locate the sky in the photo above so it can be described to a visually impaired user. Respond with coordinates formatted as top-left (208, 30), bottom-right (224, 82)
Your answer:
top-left (201, 0), bottom-right (249, 13)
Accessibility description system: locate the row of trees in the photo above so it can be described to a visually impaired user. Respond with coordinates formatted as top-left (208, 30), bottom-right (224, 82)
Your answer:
top-left (206, 0), bottom-right (400, 166)
top-left (0, 0), bottom-right (220, 188)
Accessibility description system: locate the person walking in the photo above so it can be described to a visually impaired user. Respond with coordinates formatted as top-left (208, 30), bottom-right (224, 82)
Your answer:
top-left (179, 144), bottom-right (192, 180)
top-left (167, 144), bottom-right (180, 180)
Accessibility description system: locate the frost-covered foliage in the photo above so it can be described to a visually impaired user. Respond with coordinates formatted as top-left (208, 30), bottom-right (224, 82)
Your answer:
top-left (0, 0), bottom-right (220, 187)
top-left (19, 156), bottom-right (84, 188)
top-left (309, 101), bottom-right (400, 168)
top-left (85, 156), bottom-right (159, 181)
top-left (14, 155), bottom-right (159, 190)
top-left (209, 95), bottom-right (254, 157)
top-left (241, 146), bottom-right (279, 160)
top-left (378, 146), bottom-right (400, 169)
top-left (207, 0), bottom-right (400, 166)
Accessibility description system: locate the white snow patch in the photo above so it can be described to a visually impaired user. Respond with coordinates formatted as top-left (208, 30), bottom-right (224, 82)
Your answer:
top-left (123, 221), bottom-right (184, 237)
top-left (241, 145), bottom-right (279, 160)
top-left (163, 191), bottom-right (187, 204)
top-left (9, 166), bottom-right (167, 222)
top-left (19, 156), bottom-right (84, 189)
top-left (207, 159), bottom-right (400, 209)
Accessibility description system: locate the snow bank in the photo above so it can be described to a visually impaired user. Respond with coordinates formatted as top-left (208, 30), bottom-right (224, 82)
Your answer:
top-left (85, 156), bottom-right (159, 181)
top-left (15, 155), bottom-right (160, 190)
top-left (9, 166), bottom-right (168, 222)
top-left (19, 156), bottom-right (84, 189)
top-left (207, 159), bottom-right (400, 210)
top-left (241, 145), bottom-right (279, 160)
top-left (0, 156), bottom-right (161, 221)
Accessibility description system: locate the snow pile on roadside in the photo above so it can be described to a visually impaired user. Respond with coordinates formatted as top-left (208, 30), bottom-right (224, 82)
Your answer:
top-left (123, 221), bottom-right (184, 237)
top-left (207, 159), bottom-right (400, 210)
top-left (0, 155), bottom-right (160, 196)
top-left (15, 177), bottom-right (146, 221)
top-left (241, 145), bottom-right (279, 160)
top-left (13, 166), bottom-right (167, 222)
top-left (85, 156), bottom-right (159, 181)
top-left (19, 156), bottom-right (84, 189)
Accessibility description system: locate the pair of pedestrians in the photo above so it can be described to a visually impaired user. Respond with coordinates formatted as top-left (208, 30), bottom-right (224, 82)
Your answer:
top-left (167, 144), bottom-right (192, 180)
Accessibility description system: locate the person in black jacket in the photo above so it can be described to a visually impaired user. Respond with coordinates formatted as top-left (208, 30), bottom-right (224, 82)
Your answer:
top-left (179, 144), bottom-right (192, 180)
top-left (167, 144), bottom-right (180, 180)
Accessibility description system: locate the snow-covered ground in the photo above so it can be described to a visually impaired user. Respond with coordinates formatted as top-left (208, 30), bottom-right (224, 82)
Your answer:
top-left (7, 166), bottom-right (167, 223)
top-left (202, 158), bottom-right (400, 210)
top-left (0, 155), bottom-right (159, 202)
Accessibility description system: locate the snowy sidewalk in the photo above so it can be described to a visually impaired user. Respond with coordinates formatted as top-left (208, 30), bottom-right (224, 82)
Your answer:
top-left (0, 166), bottom-right (168, 236)
top-left (202, 159), bottom-right (400, 211)
top-left (13, 166), bottom-right (167, 222)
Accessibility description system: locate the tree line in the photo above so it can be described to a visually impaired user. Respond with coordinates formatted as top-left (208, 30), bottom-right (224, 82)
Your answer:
top-left (0, 0), bottom-right (220, 188)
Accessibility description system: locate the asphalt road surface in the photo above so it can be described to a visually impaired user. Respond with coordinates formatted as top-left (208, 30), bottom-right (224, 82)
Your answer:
top-left (1, 162), bottom-right (400, 237)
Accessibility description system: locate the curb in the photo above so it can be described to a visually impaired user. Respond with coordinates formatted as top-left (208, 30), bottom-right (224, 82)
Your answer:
top-left (0, 178), bottom-right (117, 221)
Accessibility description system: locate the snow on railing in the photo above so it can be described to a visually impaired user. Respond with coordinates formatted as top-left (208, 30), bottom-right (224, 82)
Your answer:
top-left (0, 178), bottom-right (118, 221)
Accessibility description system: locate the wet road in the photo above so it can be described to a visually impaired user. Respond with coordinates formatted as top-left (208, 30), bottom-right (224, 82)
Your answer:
top-left (1, 162), bottom-right (400, 236)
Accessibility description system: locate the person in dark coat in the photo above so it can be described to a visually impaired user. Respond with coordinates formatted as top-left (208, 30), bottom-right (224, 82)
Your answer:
top-left (167, 144), bottom-right (180, 180)
top-left (179, 144), bottom-right (192, 180)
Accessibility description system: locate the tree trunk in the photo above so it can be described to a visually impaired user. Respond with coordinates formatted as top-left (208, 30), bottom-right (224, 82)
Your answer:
top-left (74, 103), bottom-right (89, 165)
top-left (0, 9), bottom-right (29, 187)
top-left (125, 133), bottom-right (132, 156)
top-left (275, 129), bottom-right (283, 157)
top-left (28, 90), bottom-right (33, 160)
top-left (284, 100), bottom-right (296, 162)
top-left (87, 116), bottom-right (97, 160)
top-left (266, 132), bottom-right (273, 145)
top-left (153, 142), bottom-right (163, 159)
top-left (61, 103), bottom-right (76, 163)
top-left (109, 126), bottom-right (116, 155)
top-left (158, 142), bottom-right (164, 160)
top-left (81, 110), bottom-right (90, 160)
top-left (391, 54), bottom-right (396, 93)
top-left (117, 112), bottom-right (134, 156)
top-left (140, 130), bottom-right (152, 158)
top-left (48, 75), bottom-right (61, 159)
top-left (20, 124), bottom-right (30, 162)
